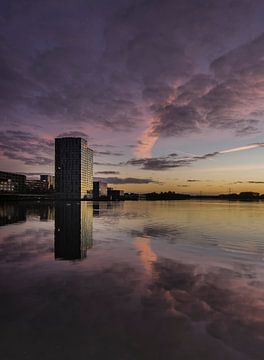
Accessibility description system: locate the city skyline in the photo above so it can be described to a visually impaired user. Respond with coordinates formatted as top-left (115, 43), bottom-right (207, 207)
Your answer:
top-left (2, 1), bottom-right (264, 194)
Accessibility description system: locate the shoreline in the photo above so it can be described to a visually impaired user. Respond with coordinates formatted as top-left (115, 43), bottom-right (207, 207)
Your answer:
top-left (0, 194), bottom-right (263, 202)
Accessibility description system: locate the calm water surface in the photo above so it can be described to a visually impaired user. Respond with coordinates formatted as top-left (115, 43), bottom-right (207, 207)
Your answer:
top-left (1, 200), bottom-right (264, 360)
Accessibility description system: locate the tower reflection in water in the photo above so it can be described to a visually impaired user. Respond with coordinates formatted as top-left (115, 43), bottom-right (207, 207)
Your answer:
top-left (55, 202), bottom-right (93, 261)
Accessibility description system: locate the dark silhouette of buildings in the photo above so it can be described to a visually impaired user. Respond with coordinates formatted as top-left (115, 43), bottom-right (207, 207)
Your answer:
top-left (107, 188), bottom-right (124, 201)
top-left (93, 181), bottom-right (107, 199)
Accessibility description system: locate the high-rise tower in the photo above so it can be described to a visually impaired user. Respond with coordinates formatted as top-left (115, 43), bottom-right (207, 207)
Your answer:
top-left (55, 137), bottom-right (93, 199)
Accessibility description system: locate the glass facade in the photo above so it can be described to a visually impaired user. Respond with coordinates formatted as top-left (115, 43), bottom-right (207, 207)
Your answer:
top-left (55, 137), bottom-right (93, 199)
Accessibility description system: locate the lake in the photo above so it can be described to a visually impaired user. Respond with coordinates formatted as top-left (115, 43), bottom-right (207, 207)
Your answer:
top-left (0, 200), bottom-right (264, 360)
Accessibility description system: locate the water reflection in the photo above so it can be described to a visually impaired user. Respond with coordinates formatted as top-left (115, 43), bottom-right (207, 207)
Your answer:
top-left (1, 201), bottom-right (264, 359)
top-left (55, 202), bottom-right (93, 260)
top-left (0, 203), bottom-right (26, 226)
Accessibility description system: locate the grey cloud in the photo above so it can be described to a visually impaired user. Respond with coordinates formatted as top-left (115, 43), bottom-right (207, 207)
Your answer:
top-left (151, 105), bottom-right (202, 137)
top-left (91, 144), bottom-right (118, 148)
top-left (94, 161), bottom-right (121, 167)
top-left (94, 177), bottom-right (157, 184)
top-left (127, 152), bottom-right (219, 171)
top-left (57, 131), bottom-right (90, 139)
top-left (151, 32), bottom-right (264, 138)
top-left (95, 171), bottom-right (120, 175)
top-left (95, 151), bottom-right (124, 157)
top-left (1, 0), bottom-right (263, 137)
top-left (210, 33), bottom-right (264, 79)
top-left (0, 130), bottom-right (53, 165)
top-left (21, 172), bottom-right (53, 178)
top-left (248, 181), bottom-right (264, 184)
top-left (1, 0), bottom-right (264, 176)
top-left (230, 180), bottom-right (264, 184)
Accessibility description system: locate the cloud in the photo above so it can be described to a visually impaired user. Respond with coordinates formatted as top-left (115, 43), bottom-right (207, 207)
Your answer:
top-left (91, 144), bottom-right (118, 148)
top-left (95, 171), bottom-right (120, 175)
top-left (1, 0), bottom-right (264, 168)
top-left (57, 131), bottom-right (90, 139)
top-left (0, 130), bottom-right (53, 165)
top-left (230, 180), bottom-right (264, 184)
top-left (20, 172), bottom-right (53, 177)
top-left (94, 177), bottom-right (158, 184)
top-left (0, 1), bottom-right (262, 132)
top-left (220, 143), bottom-right (264, 154)
top-left (127, 152), bottom-right (218, 170)
top-left (247, 181), bottom-right (264, 184)
top-left (94, 161), bottom-right (120, 167)
top-left (95, 151), bottom-right (124, 157)
top-left (187, 179), bottom-right (201, 182)
top-left (149, 32), bottom-right (264, 140)
top-left (127, 141), bottom-right (264, 170)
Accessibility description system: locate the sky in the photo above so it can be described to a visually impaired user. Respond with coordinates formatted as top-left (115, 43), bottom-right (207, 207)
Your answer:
top-left (1, 0), bottom-right (264, 194)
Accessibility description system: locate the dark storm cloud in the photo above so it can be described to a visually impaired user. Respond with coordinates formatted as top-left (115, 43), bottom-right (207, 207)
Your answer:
top-left (94, 177), bottom-right (157, 184)
top-left (0, 130), bottom-right (53, 165)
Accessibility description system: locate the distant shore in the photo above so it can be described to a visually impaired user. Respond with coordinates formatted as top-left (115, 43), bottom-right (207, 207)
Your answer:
top-left (0, 192), bottom-right (263, 202)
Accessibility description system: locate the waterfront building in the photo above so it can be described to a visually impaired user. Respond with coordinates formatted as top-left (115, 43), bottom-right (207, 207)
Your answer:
top-left (26, 179), bottom-right (44, 193)
top-left (40, 175), bottom-right (55, 191)
top-left (0, 171), bottom-right (26, 193)
top-left (107, 188), bottom-right (124, 201)
top-left (93, 181), bottom-right (108, 199)
top-left (55, 137), bottom-right (93, 199)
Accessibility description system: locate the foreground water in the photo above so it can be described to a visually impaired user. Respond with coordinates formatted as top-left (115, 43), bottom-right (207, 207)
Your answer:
top-left (1, 200), bottom-right (264, 360)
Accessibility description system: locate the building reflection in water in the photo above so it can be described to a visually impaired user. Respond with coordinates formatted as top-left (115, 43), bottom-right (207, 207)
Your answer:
top-left (39, 205), bottom-right (55, 221)
top-left (0, 203), bottom-right (26, 226)
top-left (55, 202), bottom-right (93, 261)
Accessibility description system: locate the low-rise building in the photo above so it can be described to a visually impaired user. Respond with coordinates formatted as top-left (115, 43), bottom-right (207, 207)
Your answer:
top-left (0, 171), bottom-right (26, 193)
top-left (40, 175), bottom-right (55, 191)
top-left (26, 179), bottom-right (45, 193)
top-left (93, 181), bottom-right (107, 199)
top-left (107, 188), bottom-right (124, 201)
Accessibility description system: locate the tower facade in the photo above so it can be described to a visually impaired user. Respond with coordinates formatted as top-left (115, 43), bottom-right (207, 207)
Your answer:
top-left (55, 137), bottom-right (93, 199)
